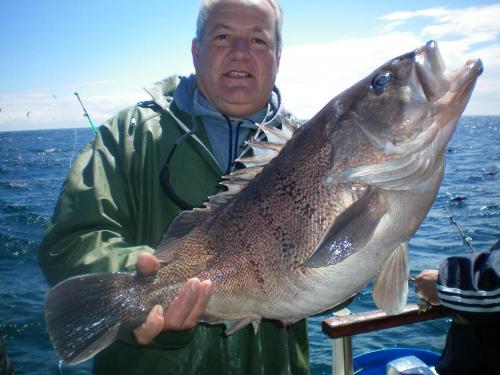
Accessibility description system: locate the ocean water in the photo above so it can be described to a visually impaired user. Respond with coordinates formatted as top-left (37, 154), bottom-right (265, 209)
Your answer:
top-left (0, 116), bottom-right (498, 375)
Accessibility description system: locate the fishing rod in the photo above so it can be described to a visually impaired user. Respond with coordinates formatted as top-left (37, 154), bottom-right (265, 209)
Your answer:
top-left (409, 206), bottom-right (476, 286)
top-left (443, 206), bottom-right (476, 252)
top-left (74, 92), bottom-right (97, 134)
top-left (411, 207), bottom-right (477, 311)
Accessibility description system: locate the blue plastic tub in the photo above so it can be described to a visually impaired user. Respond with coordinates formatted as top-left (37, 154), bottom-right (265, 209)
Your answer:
top-left (352, 348), bottom-right (440, 374)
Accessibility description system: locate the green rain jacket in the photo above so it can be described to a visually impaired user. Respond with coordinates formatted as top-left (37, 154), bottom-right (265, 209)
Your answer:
top-left (38, 76), bottom-right (310, 375)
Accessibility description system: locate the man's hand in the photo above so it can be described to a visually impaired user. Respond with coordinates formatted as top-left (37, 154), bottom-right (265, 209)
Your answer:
top-left (133, 252), bottom-right (212, 345)
top-left (414, 269), bottom-right (440, 306)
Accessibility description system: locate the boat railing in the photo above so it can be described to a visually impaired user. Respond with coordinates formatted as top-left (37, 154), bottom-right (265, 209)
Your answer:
top-left (321, 304), bottom-right (446, 375)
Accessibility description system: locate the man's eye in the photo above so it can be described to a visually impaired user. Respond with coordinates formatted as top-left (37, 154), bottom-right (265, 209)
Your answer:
top-left (251, 37), bottom-right (270, 48)
top-left (214, 34), bottom-right (230, 42)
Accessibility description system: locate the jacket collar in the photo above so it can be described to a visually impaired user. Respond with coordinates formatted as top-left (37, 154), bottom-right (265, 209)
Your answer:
top-left (143, 74), bottom-right (286, 129)
top-left (143, 75), bottom-right (290, 175)
top-left (143, 75), bottom-right (180, 111)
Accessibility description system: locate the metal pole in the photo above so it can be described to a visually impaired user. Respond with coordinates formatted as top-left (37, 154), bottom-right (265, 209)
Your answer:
top-left (332, 336), bottom-right (353, 375)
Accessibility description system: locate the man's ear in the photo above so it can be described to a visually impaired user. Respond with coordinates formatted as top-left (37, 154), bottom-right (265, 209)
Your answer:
top-left (191, 39), bottom-right (200, 66)
top-left (276, 49), bottom-right (281, 70)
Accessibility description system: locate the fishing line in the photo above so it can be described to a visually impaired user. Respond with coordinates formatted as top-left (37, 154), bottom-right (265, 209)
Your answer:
top-left (442, 206), bottom-right (476, 252)
top-left (413, 207), bottom-right (477, 310)
top-left (69, 127), bottom-right (77, 168)
top-left (410, 206), bottom-right (476, 283)
top-left (70, 92), bottom-right (98, 168)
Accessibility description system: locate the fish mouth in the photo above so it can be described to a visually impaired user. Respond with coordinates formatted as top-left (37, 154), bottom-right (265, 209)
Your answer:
top-left (412, 40), bottom-right (483, 158)
top-left (446, 58), bottom-right (484, 107)
top-left (333, 42), bottom-right (483, 190)
top-left (415, 40), bottom-right (483, 104)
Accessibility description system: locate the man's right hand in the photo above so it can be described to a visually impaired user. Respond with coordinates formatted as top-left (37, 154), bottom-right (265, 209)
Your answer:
top-left (132, 252), bottom-right (213, 345)
top-left (414, 269), bottom-right (440, 306)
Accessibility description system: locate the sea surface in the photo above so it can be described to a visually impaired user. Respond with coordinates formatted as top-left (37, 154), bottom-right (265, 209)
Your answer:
top-left (0, 116), bottom-right (498, 375)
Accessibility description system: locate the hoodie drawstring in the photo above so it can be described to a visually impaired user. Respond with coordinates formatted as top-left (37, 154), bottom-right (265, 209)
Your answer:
top-left (222, 114), bottom-right (245, 175)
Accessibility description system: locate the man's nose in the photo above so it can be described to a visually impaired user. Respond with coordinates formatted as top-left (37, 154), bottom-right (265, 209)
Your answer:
top-left (229, 38), bottom-right (251, 60)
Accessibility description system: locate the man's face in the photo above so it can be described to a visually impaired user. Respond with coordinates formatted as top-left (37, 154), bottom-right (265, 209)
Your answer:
top-left (192, 0), bottom-right (280, 118)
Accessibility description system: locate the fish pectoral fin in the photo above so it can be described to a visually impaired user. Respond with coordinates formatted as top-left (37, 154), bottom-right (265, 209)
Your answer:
top-left (304, 190), bottom-right (385, 268)
top-left (252, 319), bottom-right (261, 334)
top-left (372, 242), bottom-right (409, 315)
top-left (223, 316), bottom-right (261, 335)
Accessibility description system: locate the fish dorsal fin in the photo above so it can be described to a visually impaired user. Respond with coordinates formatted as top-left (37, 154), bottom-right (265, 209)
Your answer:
top-left (155, 207), bottom-right (213, 262)
top-left (206, 119), bottom-right (298, 206)
top-left (156, 117), bottom-right (299, 261)
top-left (372, 242), bottom-right (409, 315)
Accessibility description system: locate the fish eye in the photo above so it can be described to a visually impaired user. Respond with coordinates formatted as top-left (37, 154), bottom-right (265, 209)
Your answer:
top-left (371, 71), bottom-right (393, 93)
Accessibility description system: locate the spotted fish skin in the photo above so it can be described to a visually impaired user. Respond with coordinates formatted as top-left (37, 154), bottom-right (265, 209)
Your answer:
top-left (45, 41), bottom-right (483, 365)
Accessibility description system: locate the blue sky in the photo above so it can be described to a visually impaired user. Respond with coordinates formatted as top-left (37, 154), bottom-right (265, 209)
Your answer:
top-left (1, 0), bottom-right (499, 131)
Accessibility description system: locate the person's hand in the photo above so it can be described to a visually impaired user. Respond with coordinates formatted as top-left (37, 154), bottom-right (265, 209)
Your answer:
top-left (132, 252), bottom-right (212, 345)
top-left (414, 269), bottom-right (440, 306)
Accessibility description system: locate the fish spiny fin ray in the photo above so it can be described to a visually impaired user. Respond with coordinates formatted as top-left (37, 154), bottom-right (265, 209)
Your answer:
top-left (156, 118), bottom-right (299, 258)
top-left (372, 242), bottom-right (409, 315)
top-left (223, 315), bottom-right (261, 335)
top-left (206, 120), bottom-right (298, 206)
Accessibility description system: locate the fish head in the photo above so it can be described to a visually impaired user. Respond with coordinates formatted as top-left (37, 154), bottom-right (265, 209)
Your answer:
top-left (328, 40), bottom-right (483, 189)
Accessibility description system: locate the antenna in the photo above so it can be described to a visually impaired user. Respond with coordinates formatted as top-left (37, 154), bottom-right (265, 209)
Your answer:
top-left (74, 92), bottom-right (97, 134)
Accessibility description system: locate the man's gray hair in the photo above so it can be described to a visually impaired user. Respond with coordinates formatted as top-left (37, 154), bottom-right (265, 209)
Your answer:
top-left (195, 0), bottom-right (283, 52)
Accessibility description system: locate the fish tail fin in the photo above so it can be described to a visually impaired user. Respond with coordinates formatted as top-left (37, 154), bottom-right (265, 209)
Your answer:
top-left (45, 272), bottom-right (148, 365)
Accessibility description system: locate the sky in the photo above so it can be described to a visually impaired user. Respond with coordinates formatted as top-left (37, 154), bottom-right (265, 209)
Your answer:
top-left (1, 0), bottom-right (499, 132)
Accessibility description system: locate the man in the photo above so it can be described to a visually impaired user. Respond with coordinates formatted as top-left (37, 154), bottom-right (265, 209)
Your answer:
top-left (414, 240), bottom-right (500, 374)
top-left (38, 0), bottom-right (309, 374)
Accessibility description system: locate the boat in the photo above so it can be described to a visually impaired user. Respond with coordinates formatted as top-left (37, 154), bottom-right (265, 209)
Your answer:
top-left (322, 304), bottom-right (444, 374)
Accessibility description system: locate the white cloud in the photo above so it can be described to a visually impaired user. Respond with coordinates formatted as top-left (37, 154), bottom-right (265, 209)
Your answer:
top-left (1, 4), bottom-right (499, 131)
top-left (278, 4), bottom-right (500, 119)
top-left (68, 80), bottom-right (116, 89)
top-left (277, 32), bottom-right (422, 119)
top-left (0, 88), bottom-right (146, 131)
top-left (379, 5), bottom-right (500, 38)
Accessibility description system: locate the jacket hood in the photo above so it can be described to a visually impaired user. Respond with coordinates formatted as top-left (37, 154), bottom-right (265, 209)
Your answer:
top-left (143, 75), bottom-right (293, 174)
top-left (144, 74), bottom-right (287, 128)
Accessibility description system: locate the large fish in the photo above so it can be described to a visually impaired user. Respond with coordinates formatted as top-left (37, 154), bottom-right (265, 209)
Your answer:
top-left (45, 41), bottom-right (482, 364)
